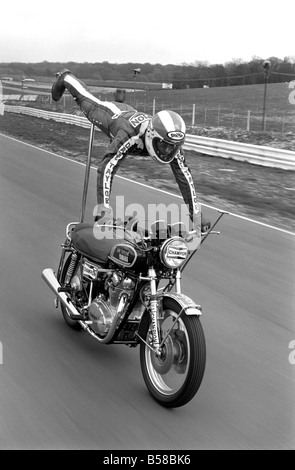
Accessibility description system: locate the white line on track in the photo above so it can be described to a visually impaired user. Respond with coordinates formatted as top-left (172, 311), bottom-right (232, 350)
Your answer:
top-left (1, 133), bottom-right (294, 236)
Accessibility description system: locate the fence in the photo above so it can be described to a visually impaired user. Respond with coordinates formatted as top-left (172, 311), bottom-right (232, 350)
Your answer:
top-left (134, 100), bottom-right (295, 133)
top-left (1, 94), bottom-right (38, 102)
top-left (85, 87), bottom-right (295, 133)
top-left (2, 88), bottom-right (294, 133)
top-left (3, 104), bottom-right (294, 170)
top-left (2, 76), bottom-right (295, 133)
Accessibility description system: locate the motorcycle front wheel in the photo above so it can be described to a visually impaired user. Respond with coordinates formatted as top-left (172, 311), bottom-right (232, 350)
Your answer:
top-left (140, 297), bottom-right (206, 408)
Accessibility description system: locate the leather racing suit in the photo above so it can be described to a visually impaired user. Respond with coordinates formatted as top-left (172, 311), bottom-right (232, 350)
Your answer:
top-left (63, 74), bottom-right (201, 223)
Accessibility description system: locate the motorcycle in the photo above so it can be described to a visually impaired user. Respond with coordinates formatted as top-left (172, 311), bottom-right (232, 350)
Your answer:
top-left (41, 125), bottom-right (227, 408)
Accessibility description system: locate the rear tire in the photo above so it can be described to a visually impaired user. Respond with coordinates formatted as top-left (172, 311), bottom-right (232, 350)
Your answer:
top-left (60, 254), bottom-right (82, 331)
top-left (140, 297), bottom-right (206, 408)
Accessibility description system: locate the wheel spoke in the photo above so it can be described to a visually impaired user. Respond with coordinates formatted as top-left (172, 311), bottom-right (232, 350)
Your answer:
top-left (144, 310), bottom-right (190, 396)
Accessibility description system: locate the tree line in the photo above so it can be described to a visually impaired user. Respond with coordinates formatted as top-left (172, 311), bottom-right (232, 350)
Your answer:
top-left (1, 56), bottom-right (294, 89)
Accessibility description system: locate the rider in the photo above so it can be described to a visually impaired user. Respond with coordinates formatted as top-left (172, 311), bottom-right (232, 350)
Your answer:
top-left (51, 70), bottom-right (210, 233)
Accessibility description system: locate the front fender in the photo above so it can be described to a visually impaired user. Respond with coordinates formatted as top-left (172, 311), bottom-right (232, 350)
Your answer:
top-left (163, 293), bottom-right (202, 316)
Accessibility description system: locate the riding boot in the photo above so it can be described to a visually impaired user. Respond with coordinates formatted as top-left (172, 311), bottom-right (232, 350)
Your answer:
top-left (51, 69), bottom-right (70, 101)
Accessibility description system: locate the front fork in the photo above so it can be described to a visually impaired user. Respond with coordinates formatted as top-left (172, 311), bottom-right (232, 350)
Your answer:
top-left (140, 268), bottom-right (161, 350)
top-left (140, 268), bottom-right (182, 354)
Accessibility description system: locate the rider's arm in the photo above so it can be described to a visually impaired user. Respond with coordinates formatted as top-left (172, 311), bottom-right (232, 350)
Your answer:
top-left (96, 130), bottom-right (130, 211)
top-left (170, 149), bottom-right (201, 223)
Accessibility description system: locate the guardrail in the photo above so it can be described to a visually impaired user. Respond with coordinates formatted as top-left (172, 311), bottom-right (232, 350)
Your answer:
top-left (4, 105), bottom-right (92, 129)
top-left (184, 135), bottom-right (295, 170)
top-left (4, 105), bottom-right (295, 170)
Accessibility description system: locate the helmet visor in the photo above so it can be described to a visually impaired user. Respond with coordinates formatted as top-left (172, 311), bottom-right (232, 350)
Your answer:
top-left (153, 137), bottom-right (181, 163)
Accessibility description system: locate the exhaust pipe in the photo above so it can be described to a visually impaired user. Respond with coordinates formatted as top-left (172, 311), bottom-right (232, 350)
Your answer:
top-left (42, 268), bottom-right (84, 319)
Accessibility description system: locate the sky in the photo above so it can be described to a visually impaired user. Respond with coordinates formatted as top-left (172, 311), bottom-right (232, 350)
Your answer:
top-left (1, 0), bottom-right (294, 65)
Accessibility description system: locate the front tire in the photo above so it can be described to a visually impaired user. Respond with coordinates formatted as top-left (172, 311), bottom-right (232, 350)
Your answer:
top-left (140, 298), bottom-right (206, 408)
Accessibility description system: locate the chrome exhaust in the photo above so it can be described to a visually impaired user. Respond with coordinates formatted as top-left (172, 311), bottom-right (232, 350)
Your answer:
top-left (42, 268), bottom-right (83, 319)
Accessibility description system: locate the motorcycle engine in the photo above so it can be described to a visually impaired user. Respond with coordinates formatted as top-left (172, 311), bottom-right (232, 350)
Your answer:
top-left (88, 270), bottom-right (135, 336)
top-left (88, 297), bottom-right (116, 336)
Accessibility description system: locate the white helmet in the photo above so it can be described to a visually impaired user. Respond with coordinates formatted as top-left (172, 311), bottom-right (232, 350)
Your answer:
top-left (145, 110), bottom-right (186, 164)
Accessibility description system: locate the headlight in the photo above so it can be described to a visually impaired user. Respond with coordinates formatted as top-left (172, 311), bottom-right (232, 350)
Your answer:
top-left (160, 238), bottom-right (188, 269)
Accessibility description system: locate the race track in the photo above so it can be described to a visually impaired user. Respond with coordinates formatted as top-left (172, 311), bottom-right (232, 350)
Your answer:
top-left (0, 133), bottom-right (294, 450)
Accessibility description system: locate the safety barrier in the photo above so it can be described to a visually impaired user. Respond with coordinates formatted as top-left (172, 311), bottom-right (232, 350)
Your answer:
top-left (3, 105), bottom-right (295, 170)
top-left (184, 135), bottom-right (295, 170)
top-left (4, 105), bottom-right (92, 129)
top-left (2, 95), bottom-right (38, 102)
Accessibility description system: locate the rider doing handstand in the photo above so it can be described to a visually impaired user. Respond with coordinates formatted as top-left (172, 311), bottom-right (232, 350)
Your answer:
top-left (51, 70), bottom-right (210, 234)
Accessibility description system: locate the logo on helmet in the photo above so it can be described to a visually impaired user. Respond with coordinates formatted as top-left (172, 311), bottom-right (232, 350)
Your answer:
top-left (167, 131), bottom-right (185, 141)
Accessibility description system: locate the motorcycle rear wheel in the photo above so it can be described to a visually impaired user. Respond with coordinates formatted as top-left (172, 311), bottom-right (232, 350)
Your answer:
top-left (59, 254), bottom-right (82, 331)
top-left (140, 297), bottom-right (206, 408)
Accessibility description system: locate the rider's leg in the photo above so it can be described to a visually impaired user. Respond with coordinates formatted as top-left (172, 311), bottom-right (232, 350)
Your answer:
top-left (52, 71), bottom-right (121, 132)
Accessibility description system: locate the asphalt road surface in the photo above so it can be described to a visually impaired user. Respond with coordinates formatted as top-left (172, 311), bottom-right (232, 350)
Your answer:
top-left (0, 134), bottom-right (294, 450)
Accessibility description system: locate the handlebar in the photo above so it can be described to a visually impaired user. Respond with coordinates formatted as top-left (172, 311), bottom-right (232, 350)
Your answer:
top-left (106, 211), bottom-right (229, 252)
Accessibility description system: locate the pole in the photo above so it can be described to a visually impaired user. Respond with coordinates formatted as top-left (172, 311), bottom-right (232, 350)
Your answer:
top-left (132, 68), bottom-right (141, 108)
top-left (192, 104), bottom-right (195, 126)
top-left (262, 60), bottom-right (271, 132)
top-left (80, 123), bottom-right (95, 223)
top-left (262, 76), bottom-right (267, 131)
top-left (282, 115), bottom-right (285, 133)
top-left (247, 110), bottom-right (251, 131)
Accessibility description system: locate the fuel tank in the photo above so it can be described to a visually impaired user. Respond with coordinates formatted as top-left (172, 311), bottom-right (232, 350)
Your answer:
top-left (71, 223), bottom-right (148, 272)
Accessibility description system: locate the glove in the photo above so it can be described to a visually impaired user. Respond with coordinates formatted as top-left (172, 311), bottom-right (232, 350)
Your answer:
top-left (201, 214), bottom-right (211, 234)
top-left (192, 211), bottom-right (211, 233)
top-left (94, 205), bottom-right (113, 225)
